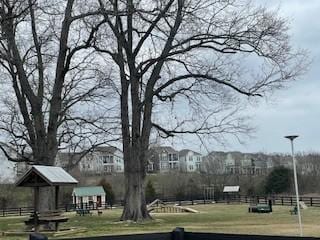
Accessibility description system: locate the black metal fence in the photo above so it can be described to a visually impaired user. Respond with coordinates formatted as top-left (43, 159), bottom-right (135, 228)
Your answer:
top-left (4, 195), bottom-right (320, 217)
top-left (29, 227), bottom-right (320, 240)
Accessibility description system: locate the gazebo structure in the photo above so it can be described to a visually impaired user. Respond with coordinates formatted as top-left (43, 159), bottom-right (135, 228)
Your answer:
top-left (15, 165), bottom-right (78, 231)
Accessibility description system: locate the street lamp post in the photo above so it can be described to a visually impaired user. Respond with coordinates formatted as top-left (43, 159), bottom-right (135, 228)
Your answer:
top-left (284, 135), bottom-right (303, 237)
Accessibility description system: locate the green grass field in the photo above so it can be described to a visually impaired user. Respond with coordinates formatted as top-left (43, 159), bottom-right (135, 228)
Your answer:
top-left (1, 204), bottom-right (320, 239)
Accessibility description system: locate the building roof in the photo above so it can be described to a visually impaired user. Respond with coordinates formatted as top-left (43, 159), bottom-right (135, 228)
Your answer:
top-left (15, 165), bottom-right (78, 187)
top-left (73, 186), bottom-right (106, 197)
top-left (150, 146), bottom-right (178, 153)
top-left (223, 186), bottom-right (240, 193)
top-left (55, 151), bottom-right (82, 166)
top-left (95, 146), bottom-right (120, 154)
top-left (179, 149), bottom-right (201, 157)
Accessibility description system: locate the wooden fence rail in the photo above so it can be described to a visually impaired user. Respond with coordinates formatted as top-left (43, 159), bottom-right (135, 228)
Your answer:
top-left (4, 195), bottom-right (320, 217)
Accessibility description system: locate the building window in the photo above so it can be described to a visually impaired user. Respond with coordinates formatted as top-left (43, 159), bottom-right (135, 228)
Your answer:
top-left (196, 163), bottom-right (200, 170)
top-left (161, 153), bottom-right (167, 161)
top-left (104, 165), bottom-right (113, 172)
top-left (169, 154), bottom-right (177, 161)
top-left (160, 162), bottom-right (168, 169)
top-left (102, 155), bottom-right (114, 164)
top-left (148, 163), bottom-right (154, 171)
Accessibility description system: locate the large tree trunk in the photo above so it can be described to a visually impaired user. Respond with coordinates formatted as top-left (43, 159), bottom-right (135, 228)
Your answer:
top-left (120, 141), bottom-right (152, 221)
top-left (39, 187), bottom-right (55, 211)
top-left (120, 171), bottom-right (151, 221)
top-left (35, 155), bottom-right (57, 212)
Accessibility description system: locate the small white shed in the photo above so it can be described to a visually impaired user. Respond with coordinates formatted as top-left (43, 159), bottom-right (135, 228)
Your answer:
top-left (72, 186), bottom-right (106, 208)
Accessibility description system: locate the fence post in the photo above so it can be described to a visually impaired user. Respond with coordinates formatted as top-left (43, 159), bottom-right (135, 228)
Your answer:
top-left (2, 209), bottom-right (4, 217)
top-left (310, 197), bottom-right (313, 206)
top-left (172, 227), bottom-right (184, 240)
top-left (281, 197), bottom-right (284, 205)
top-left (29, 233), bottom-right (48, 240)
top-left (290, 197), bottom-right (293, 206)
top-left (19, 208), bottom-right (22, 216)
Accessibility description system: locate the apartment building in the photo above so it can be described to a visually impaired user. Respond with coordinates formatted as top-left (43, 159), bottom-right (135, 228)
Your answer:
top-left (202, 151), bottom-right (273, 175)
top-left (179, 149), bottom-right (202, 172)
top-left (79, 146), bottom-right (124, 174)
top-left (147, 146), bottom-right (179, 173)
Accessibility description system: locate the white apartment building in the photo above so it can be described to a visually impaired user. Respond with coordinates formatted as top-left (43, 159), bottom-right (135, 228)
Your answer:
top-left (179, 149), bottom-right (202, 172)
top-left (148, 146), bottom-right (179, 173)
top-left (80, 146), bottom-right (124, 174)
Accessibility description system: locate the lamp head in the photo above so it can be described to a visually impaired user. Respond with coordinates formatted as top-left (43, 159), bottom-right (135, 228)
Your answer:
top-left (284, 135), bottom-right (299, 141)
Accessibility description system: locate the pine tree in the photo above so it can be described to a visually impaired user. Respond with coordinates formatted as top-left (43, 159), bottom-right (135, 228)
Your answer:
top-left (145, 180), bottom-right (156, 203)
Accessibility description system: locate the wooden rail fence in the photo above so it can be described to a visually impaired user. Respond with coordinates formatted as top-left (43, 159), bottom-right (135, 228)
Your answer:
top-left (4, 195), bottom-right (320, 217)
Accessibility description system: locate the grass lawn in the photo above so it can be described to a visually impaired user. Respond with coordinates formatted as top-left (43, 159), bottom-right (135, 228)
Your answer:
top-left (1, 204), bottom-right (320, 239)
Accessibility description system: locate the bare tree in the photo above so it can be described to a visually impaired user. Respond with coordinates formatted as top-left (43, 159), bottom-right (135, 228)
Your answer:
top-left (93, 0), bottom-right (308, 221)
top-left (0, 0), bottom-right (120, 210)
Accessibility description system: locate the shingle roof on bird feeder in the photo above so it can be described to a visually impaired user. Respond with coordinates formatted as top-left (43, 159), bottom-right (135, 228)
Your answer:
top-left (15, 165), bottom-right (78, 187)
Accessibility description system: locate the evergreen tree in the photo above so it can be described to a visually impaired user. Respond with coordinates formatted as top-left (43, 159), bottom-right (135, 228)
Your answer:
top-left (265, 167), bottom-right (292, 194)
top-left (145, 180), bottom-right (157, 203)
top-left (99, 179), bottom-right (115, 206)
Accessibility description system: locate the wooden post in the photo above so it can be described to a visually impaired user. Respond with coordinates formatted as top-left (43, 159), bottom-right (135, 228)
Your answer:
top-left (34, 186), bottom-right (40, 232)
top-left (55, 186), bottom-right (60, 231)
top-left (29, 233), bottom-right (48, 240)
top-left (172, 227), bottom-right (184, 240)
top-left (55, 186), bottom-right (59, 210)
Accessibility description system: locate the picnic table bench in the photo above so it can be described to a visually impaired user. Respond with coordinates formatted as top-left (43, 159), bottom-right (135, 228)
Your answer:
top-left (25, 210), bottom-right (68, 231)
top-left (76, 208), bottom-right (92, 216)
top-left (248, 203), bottom-right (271, 213)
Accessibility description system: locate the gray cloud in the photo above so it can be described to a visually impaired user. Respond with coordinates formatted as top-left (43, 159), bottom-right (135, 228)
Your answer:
top-left (175, 1), bottom-right (320, 154)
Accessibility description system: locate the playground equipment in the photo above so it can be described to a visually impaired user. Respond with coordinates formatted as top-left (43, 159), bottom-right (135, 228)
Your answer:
top-left (147, 199), bottom-right (198, 213)
top-left (203, 185), bottom-right (215, 202)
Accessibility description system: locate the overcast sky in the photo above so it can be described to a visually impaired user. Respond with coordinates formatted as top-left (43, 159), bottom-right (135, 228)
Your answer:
top-left (170, 0), bottom-right (320, 154)
top-left (238, 0), bottom-right (320, 154)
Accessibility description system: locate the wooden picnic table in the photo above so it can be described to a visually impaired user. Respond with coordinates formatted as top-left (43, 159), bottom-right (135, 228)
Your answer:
top-left (76, 208), bottom-right (92, 216)
top-left (25, 210), bottom-right (68, 231)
